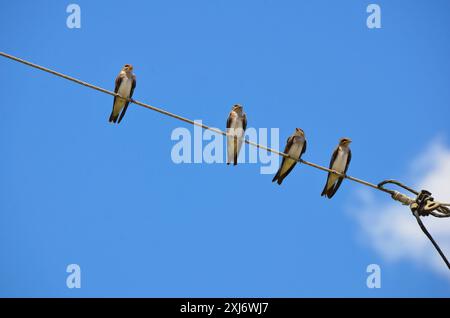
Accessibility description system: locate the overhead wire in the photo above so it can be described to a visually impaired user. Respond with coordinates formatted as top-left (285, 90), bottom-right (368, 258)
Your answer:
top-left (0, 51), bottom-right (392, 193)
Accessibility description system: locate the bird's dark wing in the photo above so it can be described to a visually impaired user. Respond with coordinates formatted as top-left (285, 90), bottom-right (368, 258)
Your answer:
top-left (117, 75), bottom-right (136, 124)
top-left (114, 73), bottom-right (123, 93)
top-left (272, 136), bottom-right (294, 183)
top-left (112, 73), bottom-right (123, 105)
top-left (328, 177), bottom-right (342, 198)
top-left (226, 112), bottom-right (234, 165)
top-left (226, 112), bottom-right (232, 130)
top-left (301, 139), bottom-right (307, 156)
top-left (277, 160), bottom-right (297, 185)
top-left (109, 74), bottom-right (124, 122)
top-left (233, 135), bottom-right (238, 165)
top-left (283, 135), bottom-right (294, 154)
top-left (344, 148), bottom-right (351, 173)
top-left (131, 75), bottom-right (137, 97)
top-left (328, 146), bottom-right (339, 169)
top-left (321, 146), bottom-right (339, 196)
top-left (242, 113), bottom-right (247, 131)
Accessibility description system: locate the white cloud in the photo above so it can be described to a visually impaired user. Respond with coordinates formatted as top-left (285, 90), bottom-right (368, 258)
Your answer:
top-left (351, 138), bottom-right (450, 279)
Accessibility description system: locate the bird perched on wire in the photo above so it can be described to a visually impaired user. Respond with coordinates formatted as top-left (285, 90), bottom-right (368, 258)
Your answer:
top-left (272, 128), bottom-right (307, 185)
top-left (226, 104), bottom-right (247, 165)
top-left (321, 137), bottom-right (352, 198)
top-left (109, 64), bottom-right (136, 124)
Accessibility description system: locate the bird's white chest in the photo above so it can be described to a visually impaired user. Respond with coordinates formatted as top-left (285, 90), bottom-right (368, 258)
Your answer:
top-left (118, 77), bottom-right (133, 97)
top-left (288, 140), bottom-right (303, 158)
top-left (228, 113), bottom-right (244, 137)
top-left (332, 149), bottom-right (348, 172)
top-left (229, 114), bottom-right (243, 129)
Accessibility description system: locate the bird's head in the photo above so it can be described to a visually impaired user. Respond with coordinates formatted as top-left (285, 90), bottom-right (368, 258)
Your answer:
top-left (123, 64), bottom-right (134, 72)
top-left (339, 137), bottom-right (352, 147)
top-left (232, 104), bottom-right (243, 113)
top-left (294, 128), bottom-right (305, 137)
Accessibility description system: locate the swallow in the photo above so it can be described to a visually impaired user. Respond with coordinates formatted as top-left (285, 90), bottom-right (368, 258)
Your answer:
top-left (272, 128), bottom-right (307, 185)
top-left (226, 104), bottom-right (247, 165)
top-left (321, 137), bottom-right (352, 199)
top-left (109, 64), bottom-right (136, 124)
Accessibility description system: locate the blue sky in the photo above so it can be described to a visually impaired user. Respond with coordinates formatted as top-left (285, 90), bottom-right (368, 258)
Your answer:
top-left (1, 0), bottom-right (450, 297)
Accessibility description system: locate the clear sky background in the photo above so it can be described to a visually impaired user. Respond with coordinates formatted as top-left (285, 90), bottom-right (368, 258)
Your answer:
top-left (1, 0), bottom-right (450, 297)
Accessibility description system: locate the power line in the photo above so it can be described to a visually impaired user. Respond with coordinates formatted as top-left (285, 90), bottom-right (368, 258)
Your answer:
top-left (1, 51), bottom-right (449, 269)
top-left (0, 51), bottom-right (386, 193)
